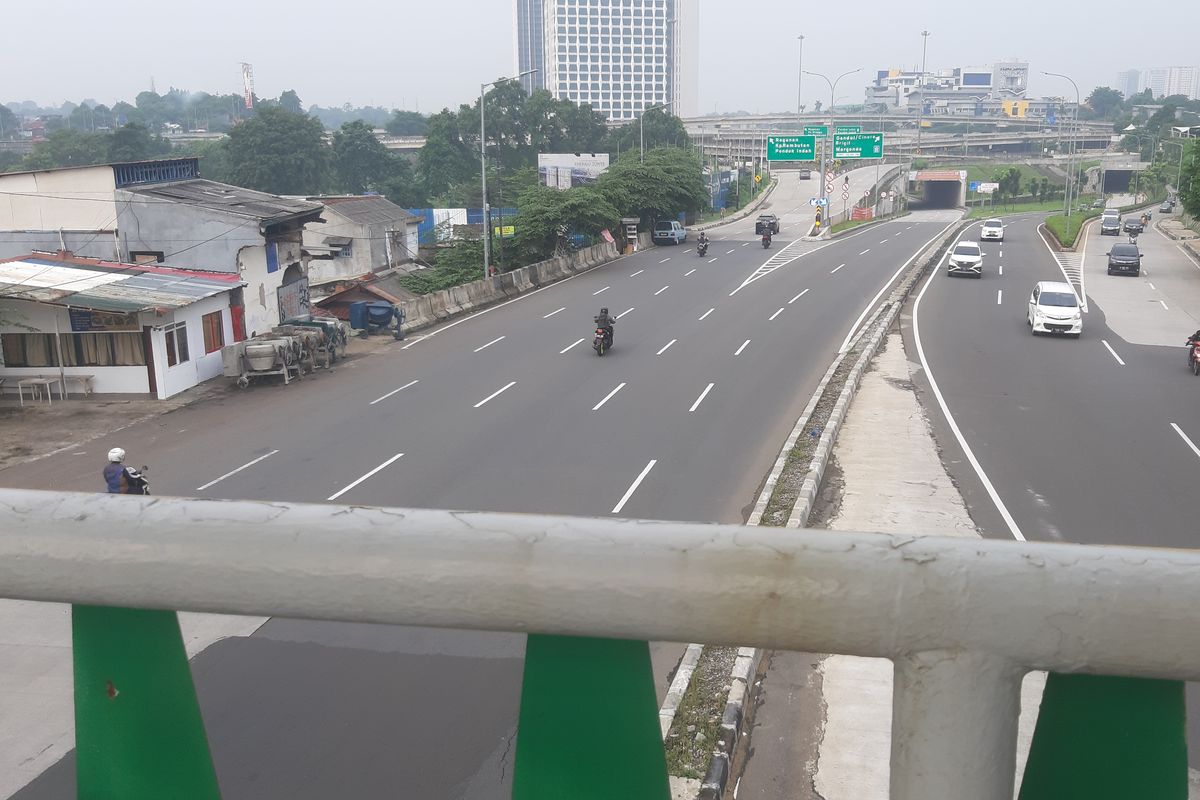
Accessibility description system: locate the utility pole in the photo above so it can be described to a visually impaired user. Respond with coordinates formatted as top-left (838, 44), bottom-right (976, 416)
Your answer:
top-left (797, 35), bottom-right (805, 131)
top-left (806, 68), bottom-right (862, 235)
top-left (916, 31), bottom-right (930, 157)
top-left (1042, 72), bottom-right (1080, 230)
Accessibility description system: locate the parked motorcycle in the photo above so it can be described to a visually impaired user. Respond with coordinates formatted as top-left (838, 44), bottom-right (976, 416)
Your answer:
top-left (126, 465), bottom-right (150, 495)
top-left (761, 231), bottom-right (772, 249)
top-left (593, 327), bottom-right (612, 357)
top-left (1188, 338), bottom-right (1200, 376)
top-left (697, 241), bottom-right (709, 257)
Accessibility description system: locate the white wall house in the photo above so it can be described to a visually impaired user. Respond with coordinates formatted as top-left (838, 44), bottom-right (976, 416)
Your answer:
top-left (0, 253), bottom-right (241, 400)
top-left (300, 196), bottom-right (422, 289)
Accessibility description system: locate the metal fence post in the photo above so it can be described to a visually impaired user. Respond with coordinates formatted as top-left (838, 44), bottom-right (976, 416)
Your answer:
top-left (73, 605), bottom-right (220, 800)
top-left (891, 650), bottom-right (1023, 800)
top-left (513, 635), bottom-right (669, 799)
top-left (1018, 674), bottom-right (1188, 799)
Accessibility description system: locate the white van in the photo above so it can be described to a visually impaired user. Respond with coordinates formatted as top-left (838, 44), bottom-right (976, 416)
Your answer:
top-left (652, 220), bottom-right (687, 245)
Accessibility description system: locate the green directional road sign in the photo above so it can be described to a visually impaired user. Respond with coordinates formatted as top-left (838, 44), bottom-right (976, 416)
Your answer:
top-left (767, 135), bottom-right (816, 160)
top-left (803, 125), bottom-right (829, 137)
top-left (835, 125), bottom-right (862, 134)
top-left (832, 132), bottom-right (884, 159)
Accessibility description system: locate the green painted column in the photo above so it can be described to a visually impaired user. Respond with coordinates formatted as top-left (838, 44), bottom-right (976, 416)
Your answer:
top-left (1019, 673), bottom-right (1187, 800)
top-left (514, 635), bottom-right (670, 799)
top-left (73, 605), bottom-right (221, 800)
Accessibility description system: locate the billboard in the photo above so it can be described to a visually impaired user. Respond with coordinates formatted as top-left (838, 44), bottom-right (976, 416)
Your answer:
top-left (538, 153), bottom-right (610, 190)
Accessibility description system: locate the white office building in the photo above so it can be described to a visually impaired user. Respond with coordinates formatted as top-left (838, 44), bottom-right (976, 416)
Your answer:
top-left (1116, 70), bottom-right (1140, 98)
top-left (537, 0), bottom-right (698, 121)
top-left (1134, 66), bottom-right (1200, 100)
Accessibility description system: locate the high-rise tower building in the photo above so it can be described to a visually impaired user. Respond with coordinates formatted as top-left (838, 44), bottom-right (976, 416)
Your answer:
top-left (530, 0), bottom-right (698, 121)
top-left (514, 0), bottom-right (546, 94)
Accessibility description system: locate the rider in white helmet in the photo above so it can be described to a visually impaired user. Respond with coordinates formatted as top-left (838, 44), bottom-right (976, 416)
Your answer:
top-left (102, 447), bottom-right (146, 494)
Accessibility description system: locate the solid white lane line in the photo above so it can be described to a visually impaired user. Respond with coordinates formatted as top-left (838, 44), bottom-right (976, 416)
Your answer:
top-left (837, 221), bottom-right (959, 354)
top-left (1148, 281), bottom-right (1156, 290)
top-left (631, 269), bottom-right (644, 277)
top-left (656, 339), bottom-right (677, 355)
top-left (859, 248), bottom-right (871, 255)
top-left (707, 257), bottom-right (719, 263)
top-left (593, 286), bottom-right (610, 295)
top-left (327, 453), bottom-right (405, 501)
top-left (474, 335), bottom-right (505, 353)
top-left (831, 263), bottom-right (845, 274)
top-left (789, 289), bottom-right (810, 304)
top-left (726, 249), bottom-right (736, 254)
top-left (1159, 300), bottom-right (1170, 311)
top-left (913, 246), bottom-right (1026, 542)
top-left (734, 339), bottom-right (751, 356)
top-left (196, 450), bottom-right (280, 491)
top-left (616, 307), bottom-right (635, 319)
top-left (684, 268), bottom-right (697, 276)
top-left (560, 337), bottom-right (586, 354)
top-left (1101, 340), bottom-right (1126, 366)
top-left (769, 308), bottom-right (785, 321)
top-left (592, 382), bottom-right (627, 411)
top-left (688, 383), bottom-right (715, 412)
top-left (1172, 423), bottom-right (1200, 460)
top-left (660, 257), bottom-right (671, 263)
top-left (473, 381), bottom-right (517, 408)
top-left (369, 379), bottom-right (420, 406)
top-left (612, 459), bottom-right (658, 514)
top-left (996, 290), bottom-right (1003, 305)
top-left (655, 285), bottom-right (670, 296)
top-left (698, 308), bottom-right (715, 320)
top-left (543, 307), bottom-right (565, 318)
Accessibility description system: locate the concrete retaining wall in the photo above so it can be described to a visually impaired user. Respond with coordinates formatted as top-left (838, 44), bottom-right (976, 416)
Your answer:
top-left (398, 239), bottom-right (625, 334)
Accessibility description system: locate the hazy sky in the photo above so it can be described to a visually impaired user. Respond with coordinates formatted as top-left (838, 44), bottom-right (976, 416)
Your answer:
top-left (6, 0), bottom-right (1198, 113)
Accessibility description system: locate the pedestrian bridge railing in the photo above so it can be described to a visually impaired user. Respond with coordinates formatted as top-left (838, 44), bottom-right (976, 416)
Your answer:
top-left (0, 489), bottom-right (1195, 799)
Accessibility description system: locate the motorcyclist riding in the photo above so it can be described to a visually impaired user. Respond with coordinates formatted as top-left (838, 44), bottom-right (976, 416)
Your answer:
top-left (697, 231), bottom-right (709, 256)
top-left (594, 307), bottom-right (615, 348)
top-left (102, 447), bottom-right (149, 495)
top-left (762, 227), bottom-right (773, 247)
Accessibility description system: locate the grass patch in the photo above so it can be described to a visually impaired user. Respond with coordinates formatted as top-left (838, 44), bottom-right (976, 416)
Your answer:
top-left (663, 646), bottom-right (738, 778)
top-left (1045, 209), bottom-right (1102, 248)
top-left (931, 162), bottom-right (1061, 189)
top-left (968, 197), bottom-right (1094, 219)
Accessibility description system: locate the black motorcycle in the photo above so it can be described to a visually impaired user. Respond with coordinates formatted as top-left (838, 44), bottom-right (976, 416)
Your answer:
top-left (761, 231), bottom-right (772, 249)
top-left (126, 465), bottom-right (150, 495)
top-left (593, 326), bottom-right (612, 356)
top-left (697, 240), bottom-right (709, 257)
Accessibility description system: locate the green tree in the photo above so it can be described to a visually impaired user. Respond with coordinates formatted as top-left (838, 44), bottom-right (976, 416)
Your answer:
top-left (0, 151), bottom-right (24, 173)
top-left (384, 110), bottom-right (427, 136)
top-left (224, 105), bottom-right (330, 194)
top-left (419, 109), bottom-right (476, 199)
top-left (108, 122), bottom-right (168, 162)
top-left (0, 104), bottom-right (17, 140)
top-left (332, 119), bottom-right (396, 193)
top-left (134, 91), bottom-right (171, 130)
top-left (279, 90), bottom-right (304, 115)
top-left (991, 166), bottom-right (1021, 204)
top-left (597, 147), bottom-right (707, 224)
top-left (458, 79), bottom-right (531, 171)
top-left (1085, 87), bottom-right (1124, 120)
top-left (380, 157), bottom-right (425, 208)
top-left (603, 108), bottom-right (689, 156)
top-left (1179, 140), bottom-right (1200, 217)
top-left (513, 183), bottom-right (619, 261)
top-left (21, 129), bottom-right (109, 170)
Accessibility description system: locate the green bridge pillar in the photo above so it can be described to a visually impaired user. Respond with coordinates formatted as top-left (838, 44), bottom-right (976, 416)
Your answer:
top-left (1019, 673), bottom-right (1188, 800)
top-left (73, 605), bottom-right (221, 800)
top-left (514, 635), bottom-right (670, 799)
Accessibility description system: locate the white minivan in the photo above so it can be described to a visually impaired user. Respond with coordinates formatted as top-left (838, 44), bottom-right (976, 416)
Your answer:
top-left (1027, 281), bottom-right (1082, 337)
top-left (652, 220), bottom-right (687, 245)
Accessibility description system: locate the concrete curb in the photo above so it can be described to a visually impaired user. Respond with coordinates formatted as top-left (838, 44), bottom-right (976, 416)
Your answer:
top-left (698, 647), bottom-right (763, 800)
top-left (659, 643), bottom-right (705, 739)
top-left (691, 179), bottom-right (779, 233)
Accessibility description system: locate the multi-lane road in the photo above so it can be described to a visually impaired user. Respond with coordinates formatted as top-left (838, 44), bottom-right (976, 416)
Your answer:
top-left (908, 209), bottom-right (1200, 767)
top-left (5, 167), bottom-right (961, 798)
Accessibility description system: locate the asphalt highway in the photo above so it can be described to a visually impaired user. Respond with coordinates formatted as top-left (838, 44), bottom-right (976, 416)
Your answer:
top-left (907, 210), bottom-right (1200, 767)
top-left (6, 170), bottom-right (957, 798)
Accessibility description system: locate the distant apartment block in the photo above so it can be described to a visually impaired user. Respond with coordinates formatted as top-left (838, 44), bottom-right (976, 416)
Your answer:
top-left (534, 0), bottom-right (698, 121)
top-left (1116, 70), bottom-right (1140, 98)
top-left (1130, 66), bottom-right (1200, 100)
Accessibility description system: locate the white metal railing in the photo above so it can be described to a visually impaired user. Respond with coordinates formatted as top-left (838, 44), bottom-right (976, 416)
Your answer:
top-left (3, 488), bottom-right (1199, 798)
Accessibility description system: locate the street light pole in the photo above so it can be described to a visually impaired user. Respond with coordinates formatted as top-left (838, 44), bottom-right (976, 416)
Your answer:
top-left (916, 30), bottom-right (930, 156)
top-left (639, 102), bottom-right (669, 164)
top-left (1042, 71), bottom-right (1080, 229)
top-left (805, 68), bottom-right (862, 234)
top-left (797, 35), bottom-right (805, 130)
top-left (481, 69), bottom-right (537, 281)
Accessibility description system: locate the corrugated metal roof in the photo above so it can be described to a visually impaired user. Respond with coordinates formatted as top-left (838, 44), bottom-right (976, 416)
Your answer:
top-left (317, 196), bottom-right (422, 225)
top-left (124, 179), bottom-right (324, 224)
top-left (0, 253), bottom-right (242, 313)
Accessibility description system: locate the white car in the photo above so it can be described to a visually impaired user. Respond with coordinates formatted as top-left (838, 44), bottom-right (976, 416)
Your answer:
top-left (1027, 281), bottom-right (1082, 337)
top-left (947, 240), bottom-right (983, 278)
top-left (980, 219), bottom-right (1004, 241)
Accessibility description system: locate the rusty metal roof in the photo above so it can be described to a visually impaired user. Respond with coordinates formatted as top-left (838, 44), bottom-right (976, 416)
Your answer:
top-left (0, 253), bottom-right (243, 314)
top-left (123, 179), bottom-right (324, 224)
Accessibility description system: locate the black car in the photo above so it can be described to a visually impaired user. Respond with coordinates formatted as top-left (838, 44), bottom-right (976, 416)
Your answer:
top-left (1123, 218), bottom-right (1144, 234)
top-left (1107, 243), bottom-right (1141, 275)
top-left (1161, 201), bottom-right (1174, 213)
top-left (755, 214), bottom-right (780, 235)
top-left (799, 169), bottom-right (813, 180)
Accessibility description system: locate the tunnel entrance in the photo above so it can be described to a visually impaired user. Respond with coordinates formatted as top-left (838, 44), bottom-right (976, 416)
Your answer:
top-left (911, 170), bottom-right (966, 210)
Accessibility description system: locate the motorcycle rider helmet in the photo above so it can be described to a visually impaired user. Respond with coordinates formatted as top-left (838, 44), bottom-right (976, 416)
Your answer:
top-left (107, 447), bottom-right (125, 463)
top-left (600, 307), bottom-right (609, 316)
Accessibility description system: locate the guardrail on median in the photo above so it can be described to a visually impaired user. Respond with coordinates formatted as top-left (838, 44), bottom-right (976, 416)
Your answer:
top-left (1, 488), bottom-right (1196, 799)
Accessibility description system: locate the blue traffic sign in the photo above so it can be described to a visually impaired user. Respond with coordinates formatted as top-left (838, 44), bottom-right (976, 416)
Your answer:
top-left (969, 181), bottom-right (981, 191)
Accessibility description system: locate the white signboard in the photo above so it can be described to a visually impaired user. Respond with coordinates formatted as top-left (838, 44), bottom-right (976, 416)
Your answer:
top-left (538, 153), bottom-right (610, 190)
top-left (978, 182), bottom-right (1000, 194)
